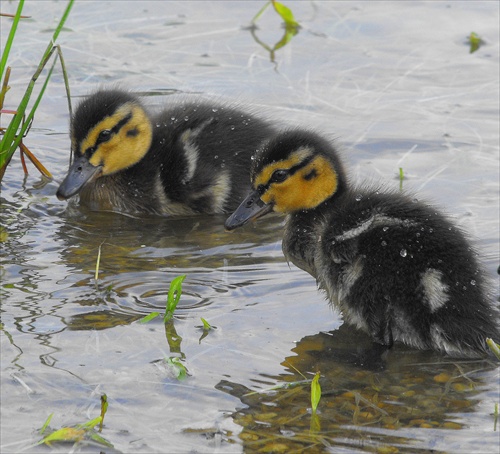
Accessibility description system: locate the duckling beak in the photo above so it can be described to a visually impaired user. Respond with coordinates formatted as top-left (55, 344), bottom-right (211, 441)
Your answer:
top-left (225, 189), bottom-right (273, 231)
top-left (56, 155), bottom-right (102, 200)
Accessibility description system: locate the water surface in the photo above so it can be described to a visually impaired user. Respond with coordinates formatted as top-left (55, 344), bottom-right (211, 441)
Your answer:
top-left (1, 1), bottom-right (499, 453)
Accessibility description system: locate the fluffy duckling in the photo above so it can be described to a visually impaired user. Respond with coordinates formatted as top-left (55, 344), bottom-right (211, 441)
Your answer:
top-left (225, 129), bottom-right (499, 358)
top-left (56, 89), bottom-right (275, 215)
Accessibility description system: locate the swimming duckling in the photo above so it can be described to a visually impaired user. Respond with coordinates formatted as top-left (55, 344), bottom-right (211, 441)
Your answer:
top-left (56, 89), bottom-right (275, 215)
top-left (225, 129), bottom-right (499, 358)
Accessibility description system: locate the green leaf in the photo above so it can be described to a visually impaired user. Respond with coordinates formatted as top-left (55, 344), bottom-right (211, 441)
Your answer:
top-left (99, 394), bottom-right (108, 432)
top-left (272, 22), bottom-right (299, 53)
top-left (39, 427), bottom-right (85, 445)
top-left (251, 1), bottom-right (271, 25)
top-left (272, 1), bottom-right (299, 27)
top-left (76, 416), bottom-right (102, 430)
top-left (39, 413), bottom-right (53, 435)
top-left (201, 317), bottom-right (211, 330)
top-left (164, 275), bottom-right (186, 322)
top-left (486, 338), bottom-right (500, 360)
top-left (94, 242), bottom-right (105, 281)
top-left (138, 312), bottom-right (161, 324)
top-left (88, 431), bottom-right (114, 448)
top-left (166, 357), bottom-right (188, 381)
top-left (0, 0), bottom-right (24, 83)
top-left (468, 32), bottom-right (483, 54)
top-left (311, 372), bottom-right (321, 413)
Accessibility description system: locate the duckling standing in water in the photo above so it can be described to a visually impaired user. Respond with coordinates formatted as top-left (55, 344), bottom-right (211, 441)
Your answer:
top-left (56, 89), bottom-right (275, 215)
top-left (225, 129), bottom-right (499, 358)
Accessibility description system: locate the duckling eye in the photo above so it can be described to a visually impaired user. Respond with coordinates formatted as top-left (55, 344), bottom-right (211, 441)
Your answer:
top-left (271, 169), bottom-right (289, 183)
top-left (97, 129), bottom-right (112, 144)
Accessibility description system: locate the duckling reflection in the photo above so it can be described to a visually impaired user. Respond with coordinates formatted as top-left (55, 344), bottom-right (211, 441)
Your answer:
top-left (216, 326), bottom-right (499, 453)
top-left (226, 129), bottom-right (500, 358)
top-left (57, 89), bottom-right (275, 215)
top-left (54, 210), bottom-right (284, 331)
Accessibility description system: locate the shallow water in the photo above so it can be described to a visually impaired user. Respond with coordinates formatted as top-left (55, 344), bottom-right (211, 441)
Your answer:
top-left (1, 1), bottom-right (499, 453)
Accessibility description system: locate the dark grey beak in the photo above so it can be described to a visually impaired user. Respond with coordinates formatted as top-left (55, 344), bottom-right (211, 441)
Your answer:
top-left (56, 155), bottom-right (102, 200)
top-left (225, 189), bottom-right (273, 231)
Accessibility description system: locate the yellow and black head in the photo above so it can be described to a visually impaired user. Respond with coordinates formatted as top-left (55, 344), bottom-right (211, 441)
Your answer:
top-left (225, 129), bottom-right (346, 230)
top-left (56, 89), bottom-right (153, 200)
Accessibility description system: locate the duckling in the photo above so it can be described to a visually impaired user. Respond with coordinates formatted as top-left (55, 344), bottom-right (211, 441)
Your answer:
top-left (225, 129), bottom-right (500, 358)
top-left (56, 89), bottom-right (275, 215)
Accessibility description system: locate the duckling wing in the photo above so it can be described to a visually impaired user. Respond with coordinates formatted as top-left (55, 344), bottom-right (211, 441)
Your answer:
top-left (153, 103), bottom-right (275, 214)
top-left (314, 191), bottom-right (499, 356)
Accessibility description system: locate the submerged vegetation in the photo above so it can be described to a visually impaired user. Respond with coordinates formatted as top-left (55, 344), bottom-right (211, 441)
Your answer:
top-left (38, 393), bottom-right (111, 449)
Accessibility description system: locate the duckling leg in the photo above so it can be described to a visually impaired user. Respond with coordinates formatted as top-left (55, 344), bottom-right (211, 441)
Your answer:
top-left (373, 311), bottom-right (394, 349)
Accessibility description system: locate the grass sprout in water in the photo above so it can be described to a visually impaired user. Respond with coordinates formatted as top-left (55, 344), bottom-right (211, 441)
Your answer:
top-left (139, 275), bottom-right (190, 380)
top-left (197, 317), bottom-right (216, 343)
top-left (310, 372), bottom-right (321, 414)
top-left (37, 394), bottom-right (111, 448)
top-left (310, 371), bottom-right (322, 433)
top-left (468, 31), bottom-right (484, 53)
top-left (248, 0), bottom-right (300, 63)
top-left (139, 274), bottom-right (186, 324)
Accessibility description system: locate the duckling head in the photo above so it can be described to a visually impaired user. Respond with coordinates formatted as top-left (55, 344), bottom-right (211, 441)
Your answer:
top-left (56, 89), bottom-right (153, 200)
top-left (225, 129), bottom-right (346, 230)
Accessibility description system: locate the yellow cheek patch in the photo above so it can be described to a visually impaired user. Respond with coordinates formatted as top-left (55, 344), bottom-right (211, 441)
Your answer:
top-left (264, 155), bottom-right (338, 213)
top-left (254, 147), bottom-right (313, 188)
top-left (82, 104), bottom-right (153, 175)
top-left (80, 103), bottom-right (134, 157)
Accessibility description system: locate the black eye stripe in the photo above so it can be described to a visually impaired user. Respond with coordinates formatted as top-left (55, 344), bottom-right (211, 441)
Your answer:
top-left (258, 155), bottom-right (315, 192)
top-left (92, 112), bottom-right (133, 149)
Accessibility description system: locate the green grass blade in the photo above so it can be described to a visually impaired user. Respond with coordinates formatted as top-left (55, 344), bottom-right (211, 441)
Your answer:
top-left (138, 312), bottom-right (161, 323)
top-left (251, 1), bottom-right (271, 24)
top-left (94, 242), bottom-right (103, 281)
top-left (51, 1), bottom-right (74, 42)
top-left (399, 167), bottom-right (405, 190)
top-left (0, 0), bottom-right (24, 82)
top-left (76, 416), bottom-right (102, 430)
top-left (166, 357), bottom-right (188, 380)
top-left (0, 0), bottom-right (74, 171)
top-left (99, 394), bottom-right (108, 432)
top-left (56, 45), bottom-right (73, 119)
top-left (486, 338), bottom-right (500, 360)
top-left (39, 413), bottom-right (54, 435)
top-left (469, 32), bottom-right (483, 54)
top-left (39, 427), bottom-right (85, 445)
top-left (272, 1), bottom-right (299, 27)
top-left (164, 275), bottom-right (186, 322)
top-left (201, 317), bottom-right (211, 330)
top-left (88, 431), bottom-right (114, 448)
top-left (3, 52), bottom-right (57, 159)
top-left (311, 372), bottom-right (321, 413)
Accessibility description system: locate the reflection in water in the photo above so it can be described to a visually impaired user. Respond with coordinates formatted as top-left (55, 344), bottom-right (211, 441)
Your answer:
top-left (217, 325), bottom-right (499, 453)
top-left (55, 206), bottom-right (284, 331)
